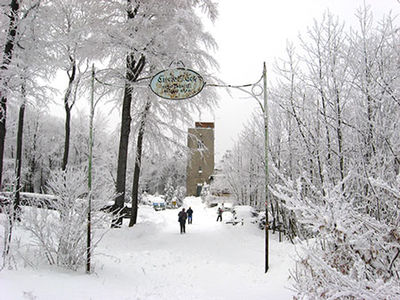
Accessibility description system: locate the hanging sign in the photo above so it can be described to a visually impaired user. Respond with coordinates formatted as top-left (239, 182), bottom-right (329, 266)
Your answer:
top-left (150, 68), bottom-right (205, 100)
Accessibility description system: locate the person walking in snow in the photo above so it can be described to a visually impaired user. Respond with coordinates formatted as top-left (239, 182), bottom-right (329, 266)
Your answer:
top-left (216, 207), bottom-right (223, 222)
top-left (187, 207), bottom-right (193, 224)
top-left (178, 208), bottom-right (187, 234)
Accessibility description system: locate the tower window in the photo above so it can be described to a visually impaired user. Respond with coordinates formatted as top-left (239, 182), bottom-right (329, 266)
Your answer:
top-left (197, 140), bottom-right (205, 149)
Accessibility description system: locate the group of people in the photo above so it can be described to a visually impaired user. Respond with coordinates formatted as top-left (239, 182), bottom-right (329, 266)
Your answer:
top-left (178, 207), bottom-right (193, 234)
top-left (178, 206), bottom-right (225, 234)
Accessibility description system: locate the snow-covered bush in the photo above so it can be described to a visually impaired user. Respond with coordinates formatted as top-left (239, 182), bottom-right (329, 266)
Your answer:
top-left (230, 205), bottom-right (258, 225)
top-left (1, 193), bottom-right (17, 269)
top-left (163, 178), bottom-right (175, 206)
top-left (162, 177), bottom-right (185, 208)
top-left (273, 175), bottom-right (400, 299)
top-left (173, 186), bottom-right (186, 207)
top-left (20, 167), bottom-right (112, 271)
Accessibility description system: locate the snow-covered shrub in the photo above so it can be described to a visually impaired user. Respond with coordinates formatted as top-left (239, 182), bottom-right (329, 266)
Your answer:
top-left (293, 243), bottom-right (400, 299)
top-left (273, 175), bottom-right (400, 299)
top-left (173, 186), bottom-right (186, 207)
top-left (20, 167), bottom-right (112, 271)
top-left (1, 193), bottom-right (17, 270)
top-left (163, 178), bottom-right (175, 206)
top-left (139, 192), bottom-right (153, 206)
top-left (230, 205), bottom-right (258, 225)
top-left (162, 178), bottom-right (185, 208)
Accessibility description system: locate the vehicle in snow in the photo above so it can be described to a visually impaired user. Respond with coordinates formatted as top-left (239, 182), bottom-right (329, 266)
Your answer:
top-left (153, 202), bottom-right (166, 211)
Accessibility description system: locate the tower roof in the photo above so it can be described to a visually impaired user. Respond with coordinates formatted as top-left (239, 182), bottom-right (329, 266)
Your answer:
top-left (195, 122), bottom-right (214, 129)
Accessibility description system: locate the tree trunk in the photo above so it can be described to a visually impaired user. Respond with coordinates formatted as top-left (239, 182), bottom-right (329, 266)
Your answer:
top-left (111, 0), bottom-right (144, 227)
top-left (334, 86), bottom-right (345, 192)
top-left (0, 0), bottom-right (20, 191)
top-left (61, 60), bottom-right (76, 171)
top-left (113, 79), bottom-right (132, 227)
top-left (129, 100), bottom-right (151, 227)
top-left (62, 105), bottom-right (71, 171)
top-left (315, 97), bottom-right (326, 196)
top-left (112, 53), bottom-right (145, 228)
top-left (27, 121), bottom-right (39, 192)
top-left (317, 54), bottom-right (334, 187)
top-left (14, 102), bottom-right (25, 215)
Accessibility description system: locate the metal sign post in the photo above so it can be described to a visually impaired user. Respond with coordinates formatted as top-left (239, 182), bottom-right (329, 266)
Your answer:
top-left (86, 64), bottom-right (95, 274)
top-left (263, 62), bottom-right (269, 273)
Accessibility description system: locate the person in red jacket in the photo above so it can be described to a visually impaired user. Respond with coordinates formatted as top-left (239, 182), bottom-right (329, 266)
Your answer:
top-left (178, 208), bottom-right (187, 234)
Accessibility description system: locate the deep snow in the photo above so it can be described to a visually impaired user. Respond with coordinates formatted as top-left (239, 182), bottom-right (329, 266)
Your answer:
top-left (1, 197), bottom-right (296, 300)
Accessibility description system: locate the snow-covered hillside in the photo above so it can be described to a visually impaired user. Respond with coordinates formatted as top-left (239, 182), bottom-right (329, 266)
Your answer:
top-left (1, 197), bottom-right (296, 300)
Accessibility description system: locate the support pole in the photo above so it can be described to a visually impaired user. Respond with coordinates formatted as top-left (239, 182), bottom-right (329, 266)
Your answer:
top-left (263, 62), bottom-right (269, 273)
top-left (86, 64), bottom-right (95, 274)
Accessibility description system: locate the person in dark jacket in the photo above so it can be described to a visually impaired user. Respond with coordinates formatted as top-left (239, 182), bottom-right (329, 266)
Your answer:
top-left (178, 208), bottom-right (187, 234)
top-left (187, 207), bottom-right (193, 224)
top-left (216, 207), bottom-right (223, 222)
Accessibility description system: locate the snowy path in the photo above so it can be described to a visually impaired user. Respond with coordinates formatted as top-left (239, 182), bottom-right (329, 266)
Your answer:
top-left (1, 197), bottom-right (296, 300)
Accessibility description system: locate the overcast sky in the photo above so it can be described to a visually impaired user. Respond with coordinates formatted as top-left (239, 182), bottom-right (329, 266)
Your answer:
top-left (197, 0), bottom-right (399, 162)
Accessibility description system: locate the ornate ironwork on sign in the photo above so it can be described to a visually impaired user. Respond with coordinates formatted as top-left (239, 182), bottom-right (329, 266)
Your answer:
top-left (150, 68), bottom-right (205, 100)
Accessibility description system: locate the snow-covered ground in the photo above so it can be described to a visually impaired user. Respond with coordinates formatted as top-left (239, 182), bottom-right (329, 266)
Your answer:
top-left (1, 197), bottom-right (296, 300)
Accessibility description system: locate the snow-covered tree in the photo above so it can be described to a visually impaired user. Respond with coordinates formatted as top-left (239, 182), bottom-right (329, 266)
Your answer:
top-left (96, 0), bottom-right (218, 227)
top-left (20, 166), bottom-right (112, 270)
top-left (269, 9), bottom-right (400, 298)
top-left (0, 0), bottom-right (44, 191)
top-left (0, 0), bottom-right (21, 191)
top-left (219, 7), bottom-right (400, 297)
top-left (35, 0), bottom-right (110, 171)
top-left (140, 150), bottom-right (186, 195)
top-left (173, 186), bottom-right (186, 207)
top-left (221, 115), bottom-right (264, 209)
top-left (163, 178), bottom-right (175, 205)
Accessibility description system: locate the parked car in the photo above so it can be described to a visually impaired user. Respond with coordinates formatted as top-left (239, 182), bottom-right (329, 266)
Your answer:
top-left (153, 202), bottom-right (166, 211)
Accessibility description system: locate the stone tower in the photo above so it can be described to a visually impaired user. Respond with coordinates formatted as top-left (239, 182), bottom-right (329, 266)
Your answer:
top-left (186, 122), bottom-right (215, 196)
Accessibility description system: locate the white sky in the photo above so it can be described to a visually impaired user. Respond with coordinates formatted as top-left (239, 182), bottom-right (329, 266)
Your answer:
top-left (196, 0), bottom-right (399, 162)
